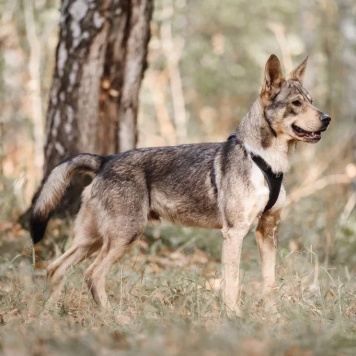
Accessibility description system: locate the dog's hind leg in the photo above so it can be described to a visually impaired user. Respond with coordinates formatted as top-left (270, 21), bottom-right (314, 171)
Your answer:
top-left (46, 203), bottom-right (102, 299)
top-left (255, 209), bottom-right (281, 297)
top-left (84, 220), bottom-right (145, 308)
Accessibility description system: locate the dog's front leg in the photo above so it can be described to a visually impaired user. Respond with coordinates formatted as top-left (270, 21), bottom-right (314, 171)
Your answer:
top-left (221, 224), bottom-right (250, 317)
top-left (255, 210), bottom-right (281, 299)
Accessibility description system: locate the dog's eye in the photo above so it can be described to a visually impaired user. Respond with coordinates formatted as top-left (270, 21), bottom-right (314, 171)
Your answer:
top-left (292, 100), bottom-right (302, 107)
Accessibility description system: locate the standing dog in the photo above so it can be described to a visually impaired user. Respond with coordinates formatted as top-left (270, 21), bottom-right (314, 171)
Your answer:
top-left (31, 55), bottom-right (330, 315)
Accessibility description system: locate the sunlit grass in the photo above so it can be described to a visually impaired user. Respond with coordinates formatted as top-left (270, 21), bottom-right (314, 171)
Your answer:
top-left (1, 212), bottom-right (356, 355)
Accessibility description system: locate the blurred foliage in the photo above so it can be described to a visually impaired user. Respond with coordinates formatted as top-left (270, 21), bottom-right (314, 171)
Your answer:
top-left (139, 0), bottom-right (356, 143)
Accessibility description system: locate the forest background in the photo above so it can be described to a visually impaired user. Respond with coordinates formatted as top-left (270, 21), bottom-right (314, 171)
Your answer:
top-left (0, 0), bottom-right (356, 355)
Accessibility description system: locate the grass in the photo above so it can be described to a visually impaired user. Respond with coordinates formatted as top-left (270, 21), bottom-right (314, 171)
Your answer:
top-left (1, 208), bottom-right (356, 356)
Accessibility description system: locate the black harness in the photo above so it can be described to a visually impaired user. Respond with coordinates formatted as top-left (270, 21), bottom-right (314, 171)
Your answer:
top-left (228, 133), bottom-right (283, 213)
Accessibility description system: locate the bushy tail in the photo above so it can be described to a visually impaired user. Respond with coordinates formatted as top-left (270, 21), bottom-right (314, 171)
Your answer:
top-left (30, 154), bottom-right (105, 244)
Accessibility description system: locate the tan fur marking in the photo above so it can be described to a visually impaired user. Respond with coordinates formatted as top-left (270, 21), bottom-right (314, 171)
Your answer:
top-left (84, 241), bottom-right (130, 308)
top-left (256, 210), bottom-right (281, 295)
top-left (287, 56), bottom-right (308, 83)
top-left (46, 192), bottom-right (102, 297)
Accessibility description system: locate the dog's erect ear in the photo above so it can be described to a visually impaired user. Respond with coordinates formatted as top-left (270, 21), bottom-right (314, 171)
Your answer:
top-left (287, 56), bottom-right (308, 83)
top-left (261, 54), bottom-right (285, 102)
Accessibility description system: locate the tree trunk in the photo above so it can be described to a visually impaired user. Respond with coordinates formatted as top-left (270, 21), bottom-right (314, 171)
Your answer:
top-left (36, 0), bottom-right (153, 215)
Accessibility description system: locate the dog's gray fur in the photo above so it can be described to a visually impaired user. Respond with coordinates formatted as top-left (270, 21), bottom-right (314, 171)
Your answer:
top-left (31, 54), bottom-right (330, 315)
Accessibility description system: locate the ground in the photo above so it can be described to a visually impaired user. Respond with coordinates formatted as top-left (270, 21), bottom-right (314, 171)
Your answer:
top-left (1, 214), bottom-right (356, 355)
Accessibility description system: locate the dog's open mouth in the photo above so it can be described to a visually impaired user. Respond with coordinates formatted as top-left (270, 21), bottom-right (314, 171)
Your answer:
top-left (292, 124), bottom-right (322, 141)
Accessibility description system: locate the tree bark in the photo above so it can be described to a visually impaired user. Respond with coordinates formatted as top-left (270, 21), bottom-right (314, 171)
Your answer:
top-left (35, 0), bottom-right (153, 215)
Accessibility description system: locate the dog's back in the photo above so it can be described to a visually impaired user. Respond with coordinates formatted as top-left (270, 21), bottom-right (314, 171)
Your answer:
top-left (93, 143), bottom-right (221, 229)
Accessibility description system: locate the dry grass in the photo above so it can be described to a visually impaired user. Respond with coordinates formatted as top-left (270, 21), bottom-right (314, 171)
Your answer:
top-left (1, 211), bottom-right (356, 356)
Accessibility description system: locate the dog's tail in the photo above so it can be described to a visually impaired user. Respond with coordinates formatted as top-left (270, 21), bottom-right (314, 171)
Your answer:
top-left (30, 154), bottom-right (105, 245)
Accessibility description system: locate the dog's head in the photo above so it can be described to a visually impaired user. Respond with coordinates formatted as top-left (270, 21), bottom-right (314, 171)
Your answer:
top-left (260, 54), bottom-right (331, 143)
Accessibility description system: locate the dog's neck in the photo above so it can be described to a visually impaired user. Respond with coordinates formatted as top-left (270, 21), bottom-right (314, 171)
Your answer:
top-left (236, 99), bottom-right (296, 174)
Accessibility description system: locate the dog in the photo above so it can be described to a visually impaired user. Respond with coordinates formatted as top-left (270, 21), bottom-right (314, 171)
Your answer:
top-left (30, 54), bottom-right (330, 316)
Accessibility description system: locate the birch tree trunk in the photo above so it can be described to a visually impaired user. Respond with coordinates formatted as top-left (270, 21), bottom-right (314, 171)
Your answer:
top-left (37, 0), bottom-right (153, 214)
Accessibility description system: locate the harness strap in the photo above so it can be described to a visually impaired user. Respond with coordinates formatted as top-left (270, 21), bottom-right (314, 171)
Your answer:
top-left (227, 133), bottom-right (283, 213)
top-left (250, 154), bottom-right (283, 212)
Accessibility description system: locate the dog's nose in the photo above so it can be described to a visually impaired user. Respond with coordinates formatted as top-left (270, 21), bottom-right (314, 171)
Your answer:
top-left (320, 113), bottom-right (331, 125)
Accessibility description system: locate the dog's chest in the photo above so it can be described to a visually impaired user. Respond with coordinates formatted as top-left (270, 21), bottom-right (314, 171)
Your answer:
top-left (250, 163), bottom-right (270, 213)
